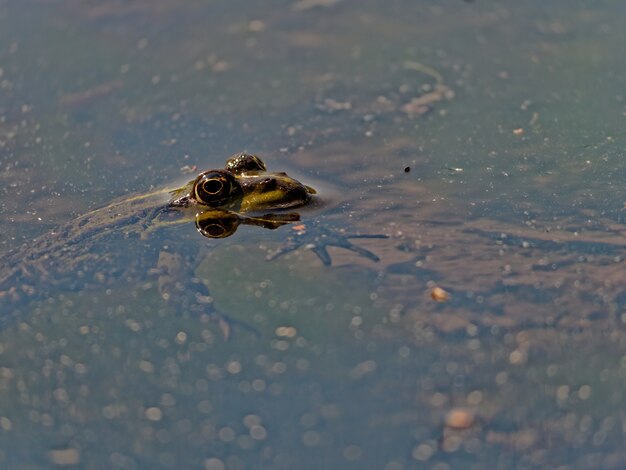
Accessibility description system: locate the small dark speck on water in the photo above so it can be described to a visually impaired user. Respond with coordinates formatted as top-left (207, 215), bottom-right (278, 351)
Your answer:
top-left (404, 166), bottom-right (411, 173)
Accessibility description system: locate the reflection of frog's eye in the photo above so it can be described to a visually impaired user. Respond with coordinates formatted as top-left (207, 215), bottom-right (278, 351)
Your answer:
top-left (202, 223), bottom-right (228, 237)
top-left (193, 170), bottom-right (241, 206)
top-left (196, 211), bottom-right (240, 238)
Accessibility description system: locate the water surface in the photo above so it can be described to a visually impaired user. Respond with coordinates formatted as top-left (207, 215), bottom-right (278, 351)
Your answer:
top-left (1, 1), bottom-right (625, 468)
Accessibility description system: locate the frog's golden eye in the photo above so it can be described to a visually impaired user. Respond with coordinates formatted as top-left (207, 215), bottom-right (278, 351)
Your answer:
top-left (193, 170), bottom-right (241, 206)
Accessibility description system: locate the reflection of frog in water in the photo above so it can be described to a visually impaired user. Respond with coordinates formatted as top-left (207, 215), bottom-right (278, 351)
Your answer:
top-left (0, 154), bottom-right (386, 337)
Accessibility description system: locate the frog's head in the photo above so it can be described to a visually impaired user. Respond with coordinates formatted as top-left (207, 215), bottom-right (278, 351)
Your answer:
top-left (169, 155), bottom-right (316, 213)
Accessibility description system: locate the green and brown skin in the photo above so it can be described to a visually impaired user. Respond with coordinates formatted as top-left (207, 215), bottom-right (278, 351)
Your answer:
top-left (0, 153), bottom-right (315, 337)
top-left (170, 153), bottom-right (316, 213)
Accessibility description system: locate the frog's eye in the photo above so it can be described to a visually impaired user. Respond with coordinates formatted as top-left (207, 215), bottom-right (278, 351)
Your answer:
top-left (225, 153), bottom-right (267, 174)
top-left (193, 170), bottom-right (241, 206)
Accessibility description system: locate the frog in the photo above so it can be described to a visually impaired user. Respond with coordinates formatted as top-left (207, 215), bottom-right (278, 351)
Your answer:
top-left (0, 153), bottom-right (386, 338)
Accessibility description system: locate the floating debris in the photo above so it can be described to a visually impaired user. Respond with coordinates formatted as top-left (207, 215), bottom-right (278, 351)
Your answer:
top-left (292, 0), bottom-right (341, 11)
top-left (275, 326), bottom-right (298, 338)
top-left (445, 408), bottom-right (475, 430)
top-left (402, 61), bottom-right (454, 117)
top-left (446, 166), bottom-right (464, 173)
top-left (48, 448), bottom-right (80, 466)
top-left (145, 407), bottom-right (163, 421)
top-left (431, 286), bottom-right (451, 302)
top-left (180, 164), bottom-right (198, 174)
top-left (59, 80), bottom-right (123, 107)
top-left (316, 98), bottom-right (352, 113)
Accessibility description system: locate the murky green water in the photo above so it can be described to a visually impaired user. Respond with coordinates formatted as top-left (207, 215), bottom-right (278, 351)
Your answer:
top-left (1, 1), bottom-right (626, 468)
